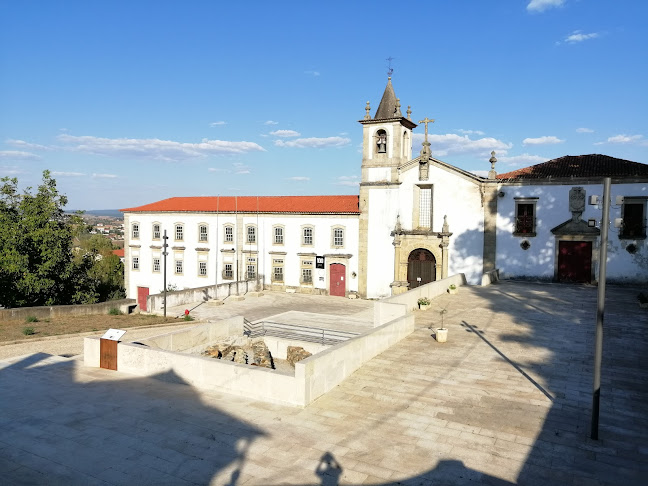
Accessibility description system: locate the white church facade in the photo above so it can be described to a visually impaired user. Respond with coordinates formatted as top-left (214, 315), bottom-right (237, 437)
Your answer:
top-left (122, 78), bottom-right (648, 306)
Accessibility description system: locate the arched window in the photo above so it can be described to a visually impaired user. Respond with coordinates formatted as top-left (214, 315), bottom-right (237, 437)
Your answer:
top-left (273, 225), bottom-right (284, 245)
top-left (376, 129), bottom-right (387, 154)
top-left (224, 224), bottom-right (234, 243)
top-left (302, 226), bottom-right (314, 246)
top-left (198, 224), bottom-right (208, 242)
top-left (152, 223), bottom-right (161, 240)
top-left (131, 223), bottom-right (140, 239)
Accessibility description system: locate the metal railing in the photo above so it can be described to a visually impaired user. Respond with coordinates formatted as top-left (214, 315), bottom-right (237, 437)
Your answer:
top-left (243, 319), bottom-right (358, 346)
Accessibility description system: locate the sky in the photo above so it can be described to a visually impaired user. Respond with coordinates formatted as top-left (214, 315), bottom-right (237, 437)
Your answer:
top-left (1, 0), bottom-right (647, 210)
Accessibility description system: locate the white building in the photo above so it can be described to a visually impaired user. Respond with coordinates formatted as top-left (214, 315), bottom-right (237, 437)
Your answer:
top-left (122, 78), bottom-right (648, 307)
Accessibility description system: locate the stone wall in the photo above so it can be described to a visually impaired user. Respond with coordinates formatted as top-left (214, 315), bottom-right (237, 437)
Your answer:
top-left (0, 299), bottom-right (136, 321)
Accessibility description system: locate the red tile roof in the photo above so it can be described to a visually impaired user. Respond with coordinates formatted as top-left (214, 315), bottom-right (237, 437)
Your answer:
top-left (112, 249), bottom-right (124, 257)
top-left (497, 154), bottom-right (648, 181)
top-left (121, 195), bottom-right (360, 214)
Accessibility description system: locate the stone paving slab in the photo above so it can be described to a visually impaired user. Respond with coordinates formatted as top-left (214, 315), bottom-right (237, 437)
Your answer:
top-left (0, 282), bottom-right (647, 485)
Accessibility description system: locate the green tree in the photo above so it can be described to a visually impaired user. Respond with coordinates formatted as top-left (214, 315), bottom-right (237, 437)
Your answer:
top-left (75, 234), bottom-right (126, 301)
top-left (0, 171), bottom-right (120, 307)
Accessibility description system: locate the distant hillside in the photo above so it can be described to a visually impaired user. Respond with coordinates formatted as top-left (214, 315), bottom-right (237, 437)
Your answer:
top-left (68, 209), bottom-right (123, 219)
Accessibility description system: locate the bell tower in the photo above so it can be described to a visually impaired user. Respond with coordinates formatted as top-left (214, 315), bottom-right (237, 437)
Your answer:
top-left (358, 77), bottom-right (417, 298)
top-left (359, 77), bottom-right (417, 183)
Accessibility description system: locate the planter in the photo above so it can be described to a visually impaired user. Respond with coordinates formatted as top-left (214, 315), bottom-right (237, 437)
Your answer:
top-left (448, 287), bottom-right (458, 295)
top-left (419, 303), bottom-right (430, 311)
top-left (435, 328), bottom-right (448, 343)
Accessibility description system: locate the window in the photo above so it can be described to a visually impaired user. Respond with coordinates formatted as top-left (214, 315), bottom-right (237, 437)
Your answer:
top-left (272, 258), bottom-right (284, 282)
top-left (199, 261), bottom-right (207, 276)
top-left (621, 199), bottom-right (646, 239)
top-left (199, 225), bottom-right (208, 242)
top-left (301, 268), bottom-right (312, 284)
top-left (223, 263), bottom-right (233, 279)
top-left (224, 225), bottom-right (234, 243)
top-left (153, 258), bottom-right (160, 273)
top-left (132, 256), bottom-right (139, 270)
top-left (514, 199), bottom-right (537, 236)
top-left (274, 226), bottom-right (284, 245)
top-left (419, 187), bottom-right (432, 229)
top-left (303, 227), bottom-right (313, 246)
top-left (175, 259), bottom-right (183, 274)
top-left (175, 224), bottom-right (184, 241)
top-left (247, 265), bottom-right (256, 279)
top-left (152, 224), bottom-right (161, 240)
top-left (332, 227), bottom-right (344, 247)
top-left (132, 223), bottom-right (139, 239)
top-left (247, 225), bottom-right (256, 243)
top-left (376, 129), bottom-right (387, 154)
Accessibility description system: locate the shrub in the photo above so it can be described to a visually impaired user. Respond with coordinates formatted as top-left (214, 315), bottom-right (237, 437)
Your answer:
top-left (25, 316), bottom-right (39, 323)
top-left (22, 327), bottom-right (36, 336)
top-left (449, 284), bottom-right (457, 290)
top-left (183, 314), bottom-right (194, 321)
top-left (108, 308), bottom-right (122, 316)
top-left (418, 297), bottom-right (431, 306)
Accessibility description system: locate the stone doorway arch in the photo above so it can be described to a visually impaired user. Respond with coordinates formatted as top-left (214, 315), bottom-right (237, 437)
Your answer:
top-left (407, 248), bottom-right (436, 288)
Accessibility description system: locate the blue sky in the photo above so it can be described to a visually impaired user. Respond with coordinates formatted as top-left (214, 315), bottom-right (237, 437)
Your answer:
top-left (1, 0), bottom-right (646, 210)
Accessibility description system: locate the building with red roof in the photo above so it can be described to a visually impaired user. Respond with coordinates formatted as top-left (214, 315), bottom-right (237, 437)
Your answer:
top-left (121, 79), bottom-right (648, 308)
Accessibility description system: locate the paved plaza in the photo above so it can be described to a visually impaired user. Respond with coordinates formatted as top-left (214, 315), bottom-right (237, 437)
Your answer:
top-left (0, 282), bottom-right (646, 485)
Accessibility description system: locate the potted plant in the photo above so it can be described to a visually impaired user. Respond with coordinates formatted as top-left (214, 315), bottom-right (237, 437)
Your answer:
top-left (436, 307), bottom-right (448, 342)
top-left (448, 284), bottom-right (458, 295)
top-left (418, 296), bottom-right (431, 310)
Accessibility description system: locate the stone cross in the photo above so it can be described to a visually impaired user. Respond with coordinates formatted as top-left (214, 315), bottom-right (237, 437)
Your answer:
top-left (418, 117), bottom-right (435, 140)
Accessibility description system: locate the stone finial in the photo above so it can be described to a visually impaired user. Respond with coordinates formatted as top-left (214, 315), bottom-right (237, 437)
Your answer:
top-left (407, 105), bottom-right (412, 120)
top-left (488, 151), bottom-right (497, 180)
top-left (442, 215), bottom-right (449, 233)
top-left (395, 98), bottom-right (402, 117)
top-left (364, 101), bottom-right (371, 120)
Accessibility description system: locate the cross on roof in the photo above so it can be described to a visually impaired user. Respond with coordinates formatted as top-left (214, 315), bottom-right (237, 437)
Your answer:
top-left (418, 117), bottom-right (435, 139)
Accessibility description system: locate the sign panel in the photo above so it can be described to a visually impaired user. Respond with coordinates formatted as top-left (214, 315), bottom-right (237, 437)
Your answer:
top-left (315, 256), bottom-right (325, 269)
top-left (101, 328), bottom-right (127, 341)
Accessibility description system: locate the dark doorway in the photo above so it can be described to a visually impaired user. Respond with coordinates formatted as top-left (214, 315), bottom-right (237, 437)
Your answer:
top-left (557, 241), bottom-right (592, 283)
top-left (407, 249), bottom-right (436, 288)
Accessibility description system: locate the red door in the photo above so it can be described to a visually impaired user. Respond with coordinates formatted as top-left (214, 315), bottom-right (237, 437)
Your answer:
top-left (558, 241), bottom-right (592, 283)
top-left (329, 264), bottom-right (346, 297)
top-left (137, 286), bottom-right (149, 311)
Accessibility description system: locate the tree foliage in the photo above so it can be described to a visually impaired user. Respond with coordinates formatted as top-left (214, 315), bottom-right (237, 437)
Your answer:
top-left (0, 171), bottom-right (124, 308)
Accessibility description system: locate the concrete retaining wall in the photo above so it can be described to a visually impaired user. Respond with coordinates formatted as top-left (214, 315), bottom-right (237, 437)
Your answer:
top-left (0, 299), bottom-right (136, 321)
top-left (381, 274), bottom-right (467, 312)
top-left (84, 312), bottom-right (414, 407)
top-left (137, 317), bottom-right (244, 352)
top-left (296, 312), bottom-right (416, 404)
top-left (147, 280), bottom-right (256, 313)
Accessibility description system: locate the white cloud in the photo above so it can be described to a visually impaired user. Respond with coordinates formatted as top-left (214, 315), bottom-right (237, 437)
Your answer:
top-left (576, 127), bottom-right (594, 133)
top-left (235, 170), bottom-right (250, 175)
top-left (92, 173), bottom-right (118, 178)
top-left (412, 133), bottom-right (512, 157)
top-left (288, 176), bottom-right (310, 181)
top-left (457, 129), bottom-right (485, 136)
top-left (564, 30), bottom-right (599, 44)
top-left (210, 121), bottom-right (226, 126)
top-left (57, 134), bottom-right (265, 161)
top-left (522, 136), bottom-right (565, 145)
top-left (335, 175), bottom-right (360, 187)
top-left (527, 0), bottom-right (564, 13)
top-left (0, 165), bottom-right (25, 175)
top-left (471, 170), bottom-right (490, 178)
top-left (498, 154), bottom-right (547, 167)
top-left (596, 134), bottom-right (645, 145)
top-left (270, 129), bottom-right (301, 138)
top-left (208, 167), bottom-right (231, 173)
top-left (0, 150), bottom-right (41, 160)
top-left (52, 171), bottom-right (85, 177)
top-left (274, 136), bottom-right (351, 149)
top-left (304, 70), bottom-right (320, 77)
top-left (264, 120), bottom-right (279, 125)
top-left (6, 139), bottom-right (52, 151)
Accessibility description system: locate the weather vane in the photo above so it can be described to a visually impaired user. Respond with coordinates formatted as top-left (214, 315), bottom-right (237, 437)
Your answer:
top-left (386, 56), bottom-right (394, 77)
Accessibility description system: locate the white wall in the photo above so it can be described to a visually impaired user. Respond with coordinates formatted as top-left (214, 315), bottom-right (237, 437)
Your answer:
top-left (366, 187), bottom-right (400, 298)
top-left (124, 211), bottom-right (360, 299)
top-left (496, 182), bottom-right (648, 282)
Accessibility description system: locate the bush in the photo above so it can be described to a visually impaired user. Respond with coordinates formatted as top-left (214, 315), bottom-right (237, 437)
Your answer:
top-left (22, 327), bottom-right (36, 336)
top-left (183, 314), bottom-right (194, 321)
top-left (25, 316), bottom-right (39, 323)
top-left (449, 284), bottom-right (457, 290)
top-left (108, 308), bottom-right (122, 315)
top-left (418, 297), bottom-right (431, 306)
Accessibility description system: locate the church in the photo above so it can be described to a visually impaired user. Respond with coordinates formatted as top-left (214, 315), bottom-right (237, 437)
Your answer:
top-left (122, 78), bottom-right (648, 306)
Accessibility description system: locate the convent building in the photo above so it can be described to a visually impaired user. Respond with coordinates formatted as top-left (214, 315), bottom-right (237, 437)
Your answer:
top-left (122, 78), bottom-right (648, 308)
